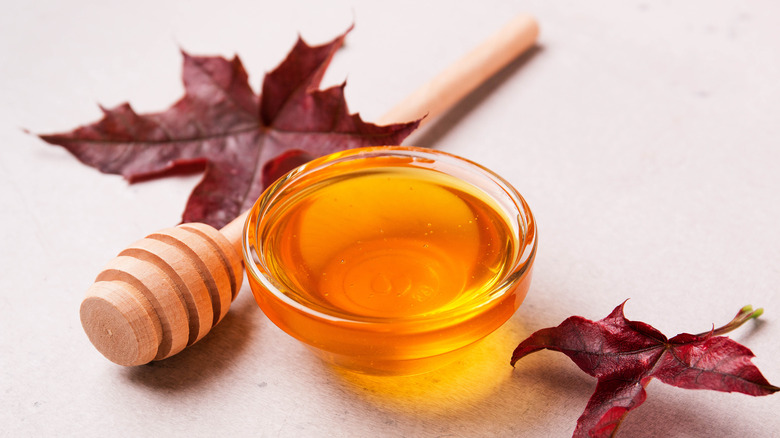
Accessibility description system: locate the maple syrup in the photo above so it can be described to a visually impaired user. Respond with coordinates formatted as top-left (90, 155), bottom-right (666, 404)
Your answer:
top-left (245, 147), bottom-right (536, 375)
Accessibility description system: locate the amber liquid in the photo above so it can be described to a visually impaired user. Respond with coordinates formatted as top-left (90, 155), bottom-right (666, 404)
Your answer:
top-left (252, 156), bottom-right (524, 374)
top-left (264, 165), bottom-right (514, 314)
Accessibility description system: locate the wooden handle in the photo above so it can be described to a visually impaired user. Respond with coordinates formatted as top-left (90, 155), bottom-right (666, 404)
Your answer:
top-left (80, 15), bottom-right (539, 366)
top-left (377, 14), bottom-right (538, 127)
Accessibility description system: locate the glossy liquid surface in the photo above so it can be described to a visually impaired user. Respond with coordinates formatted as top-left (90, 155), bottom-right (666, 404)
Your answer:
top-left (260, 163), bottom-right (516, 320)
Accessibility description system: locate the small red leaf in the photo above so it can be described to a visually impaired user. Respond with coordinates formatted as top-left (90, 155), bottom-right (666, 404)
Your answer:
top-left (39, 26), bottom-right (419, 228)
top-left (511, 302), bottom-right (778, 438)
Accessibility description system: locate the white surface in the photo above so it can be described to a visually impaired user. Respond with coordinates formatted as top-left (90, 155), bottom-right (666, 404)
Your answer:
top-left (2, 1), bottom-right (779, 437)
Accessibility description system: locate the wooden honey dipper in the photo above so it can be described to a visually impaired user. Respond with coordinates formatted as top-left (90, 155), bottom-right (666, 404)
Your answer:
top-left (80, 14), bottom-right (539, 366)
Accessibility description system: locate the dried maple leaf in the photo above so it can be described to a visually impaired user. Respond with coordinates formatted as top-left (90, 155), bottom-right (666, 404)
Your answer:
top-left (511, 302), bottom-right (778, 438)
top-left (39, 27), bottom-right (420, 228)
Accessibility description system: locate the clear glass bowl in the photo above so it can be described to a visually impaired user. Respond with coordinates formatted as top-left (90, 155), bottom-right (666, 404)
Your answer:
top-left (244, 146), bottom-right (537, 375)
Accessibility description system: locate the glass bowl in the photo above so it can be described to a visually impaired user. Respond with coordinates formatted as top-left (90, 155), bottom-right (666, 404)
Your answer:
top-left (243, 146), bottom-right (537, 375)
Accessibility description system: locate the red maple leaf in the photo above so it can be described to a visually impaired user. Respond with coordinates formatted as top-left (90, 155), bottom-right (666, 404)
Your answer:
top-left (38, 27), bottom-right (419, 228)
top-left (511, 302), bottom-right (778, 437)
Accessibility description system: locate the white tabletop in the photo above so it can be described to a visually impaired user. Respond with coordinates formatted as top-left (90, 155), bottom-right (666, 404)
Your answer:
top-left (2, 1), bottom-right (779, 437)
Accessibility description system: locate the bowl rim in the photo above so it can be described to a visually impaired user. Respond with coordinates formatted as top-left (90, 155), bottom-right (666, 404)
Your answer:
top-left (243, 145), bottom-right (537, 326)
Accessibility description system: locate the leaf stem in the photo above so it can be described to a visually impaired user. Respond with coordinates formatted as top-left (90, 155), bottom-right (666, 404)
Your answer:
top-left (697, 305), bottom-right (764, 337)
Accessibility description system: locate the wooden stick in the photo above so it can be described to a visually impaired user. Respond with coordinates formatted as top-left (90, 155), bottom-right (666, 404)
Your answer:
top-left (220, 209), bottom-right (250, 259)
top-left (80, 15), bottom-right (540, 366)
top-left (377, 14), bottom-right (538, 127)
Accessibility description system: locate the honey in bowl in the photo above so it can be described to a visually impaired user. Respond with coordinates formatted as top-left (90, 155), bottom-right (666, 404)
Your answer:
top-left (244, 146), bottom-right (536, 375)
